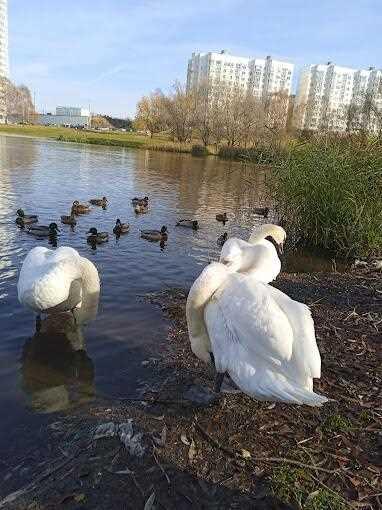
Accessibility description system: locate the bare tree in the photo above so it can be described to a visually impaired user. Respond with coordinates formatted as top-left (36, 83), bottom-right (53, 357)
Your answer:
top-left (161, 82), bottom-right (196, 142)
top-left (1, 78), bottom-right (36, 123)
top-left (135, 90), bottom-right (165, 137)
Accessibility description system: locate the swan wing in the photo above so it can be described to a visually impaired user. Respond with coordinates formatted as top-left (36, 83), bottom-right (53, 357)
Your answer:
top-left (18, 247), bottom-right (83, 312)
top-left (205, 274), bottom-right (327, 405)
top-left (264, 284), bottom-right (321, 380)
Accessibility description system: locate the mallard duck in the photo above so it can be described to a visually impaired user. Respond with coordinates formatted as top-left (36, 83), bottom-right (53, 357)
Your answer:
top-left (176, 219), bottom-right (199, 230)
top-left (89, 197), bottom-right (108, 207)
top-left (87, 228), bottom-right (109, 244)
top-left (113, 218), bottom-right (129, 235)
top-left (27, 223), bottom-right (60, 237)
top-left (217, 232), bottom-right (228, 247)
top-left (254, 207), bottom-right (270, 218)
top-left (140, 226), bottom-right (168, 241)
top-left (216, 213), bottom-right (228, 223)
top-left (16, 209), bottom-right (38, 224)
top-left (72, 201), bottom-right (90, 214)
top-left (134, 203), bottom-right (148, 214)
top-left (61, 207), bottom-right (77, 226)
top-left (132, 196), bottom-right (148, 206)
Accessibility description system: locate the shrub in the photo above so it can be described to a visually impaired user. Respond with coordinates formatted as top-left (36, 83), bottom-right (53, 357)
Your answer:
top-left (191, 144), bottom-right (209, 157)
top-left (270, 136), bottom-right (382, 257)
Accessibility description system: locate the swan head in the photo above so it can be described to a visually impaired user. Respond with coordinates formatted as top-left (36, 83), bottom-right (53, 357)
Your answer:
top-left (249, 224), bottom-right (286, 253)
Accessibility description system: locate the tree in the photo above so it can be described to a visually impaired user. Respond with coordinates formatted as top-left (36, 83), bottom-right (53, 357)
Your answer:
top-left (135, 90), bottom-right (164, 137)
top-left (161, 82), bottom-right (197, 142)
top-left (1, 78), bottom-right (36, 123)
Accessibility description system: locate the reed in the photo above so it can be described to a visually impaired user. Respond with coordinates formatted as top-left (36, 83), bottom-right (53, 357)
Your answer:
top-left (270, 135), bottom-right (382, 257)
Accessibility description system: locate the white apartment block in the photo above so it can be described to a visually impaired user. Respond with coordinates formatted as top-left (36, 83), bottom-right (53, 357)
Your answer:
top-left (186, 50), bottom-right (294, 100)
top-left (0, 0), bottom-right (9, 123)
top-left (294, 63), bottom-right (382, 133)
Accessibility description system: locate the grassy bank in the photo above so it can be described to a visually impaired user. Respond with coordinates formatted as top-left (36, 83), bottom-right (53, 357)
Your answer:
top-left (0, 124), bottom-right (193, 154)
top-left (270, 136), bottom-right (382, 258)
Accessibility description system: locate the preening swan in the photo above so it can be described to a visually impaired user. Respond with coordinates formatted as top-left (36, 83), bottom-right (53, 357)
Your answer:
top-left (186, 262), bottom-right (328, 406)
top-left (18, 246), bottom-right (100, 321)
top-left (219, 224), bottom-right (286, 283)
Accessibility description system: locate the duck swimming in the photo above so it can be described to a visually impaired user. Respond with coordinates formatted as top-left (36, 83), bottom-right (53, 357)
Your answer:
top-left (89, 197), bottom-right (108, 207)
top-left (113, 218), bottom-right (129, 235)
top-left (72, 201), bottom-right (90, 214)
top-left (176, 219), bottom-right (199, 230)
top-left (216, 213), bottom-right (228, 223)
top-left (140, 226), bottom-right (168, 241)
top-left (132, 196), bottom-right (148, 206)
top-left (61, 207), bottom-right (77, 226)
top-left (16, 209), bottom-right (38, 224)
top-left (254, 207), bottom-right (270, 218)
top-left (27, 223), bottom-right (60, 237)
top-left (134, 203), bottom-right (148, 214)
top-left (87, 228), bottom-right (109, 244)
top-left (217, 232), bottom-right (228, 246)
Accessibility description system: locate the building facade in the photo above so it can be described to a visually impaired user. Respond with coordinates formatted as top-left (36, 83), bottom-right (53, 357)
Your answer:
top-left (294, 63), bottom-right (382, 133)
top-left (0, 0), bottom-right (9, 123)
top-left (186, 50), bottom-right (293, 99)
top-left (38, 106), bottom-right (90, 127)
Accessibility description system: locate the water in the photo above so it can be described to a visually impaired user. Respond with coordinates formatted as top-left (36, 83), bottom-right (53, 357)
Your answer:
top-left (0, 135), bottom-right (334, 462)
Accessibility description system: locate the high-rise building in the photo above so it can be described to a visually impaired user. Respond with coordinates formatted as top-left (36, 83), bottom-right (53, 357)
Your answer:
top-left (186, 50), bottom-right (293, 99)
top-left (294, 62), bottom-right (382, 133)
top-left (0, 0), bottom-right (8, 79)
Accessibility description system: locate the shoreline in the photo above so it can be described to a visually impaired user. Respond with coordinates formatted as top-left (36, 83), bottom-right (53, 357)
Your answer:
top-left (1, 270), bottom-right (380, 510)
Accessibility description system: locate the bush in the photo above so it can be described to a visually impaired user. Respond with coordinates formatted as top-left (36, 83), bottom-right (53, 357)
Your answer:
top-left (270, 136), bottom-right (382, 257)
top-left (191, 144), bottom-right (209, 157)
top-left (218, 144), bottom-right (285, 163)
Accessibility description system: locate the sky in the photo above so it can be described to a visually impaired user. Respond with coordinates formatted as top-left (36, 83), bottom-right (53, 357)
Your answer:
top-left (9, 0), bottom-right (382, 118)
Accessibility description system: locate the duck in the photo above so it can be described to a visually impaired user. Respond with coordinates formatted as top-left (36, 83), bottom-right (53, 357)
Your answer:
top-left (176, 219), bottom-right (199, 230)
top-left (140, 226), bottom-right (168, 241)
top-left (254, 207), bottom-right (270, 218)
top-left (17, 246), bottom-right (100, 328)
top-left (216, 212), bottom-right (228, 223)
top-left (132, 196), bottom-right (148, 206)
top-left (219, 224), bottom-right (286, 283)
top-left (87, 228), bottom-right (109, 244)
top-left (186, 261), bottom-right (328, 406)
top-left (113, 218), bottom-right (129, 235)
top-left (72, 201), bottom-right (90, 214)
top-left (61, 207), bottom-right (77, 226)
top-left (89, 196), bottom-right (108, 207)
top-left (134, 203), bottom-right (148, 214)
top-left (217, 232), bottom-right (228, 247)
top-left (16, 209), bottom-right (38, 224)
top-left (27, 223), bottom-right (60, 237)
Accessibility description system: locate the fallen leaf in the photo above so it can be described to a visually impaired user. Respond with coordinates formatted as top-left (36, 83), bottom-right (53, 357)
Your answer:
top-left (241, 449), bottom-right (251, 459)
top-left (181, 434), bottom-right (190, 445)
top-left (188, 439), bottom-right (197, 461)
top-left (144, 491), bottom-right (156, 510)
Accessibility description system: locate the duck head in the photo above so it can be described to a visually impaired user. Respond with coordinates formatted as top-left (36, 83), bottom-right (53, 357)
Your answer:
top-left (17, 209), bottom-right (25, 217)
top-left (115, 219), bottom-right (121, 225)
top-left (161, 226), bottom-right (168, 234)
top-left (87, 228), bottom-right (98, 235)
top-left (192, 220), bottom-right (199, 230)
top-left (49, 223), bottom-right (60, 233)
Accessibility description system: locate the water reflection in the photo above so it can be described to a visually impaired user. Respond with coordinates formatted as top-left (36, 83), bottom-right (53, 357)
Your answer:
top-left (20, 292), bottom-right (99, 413)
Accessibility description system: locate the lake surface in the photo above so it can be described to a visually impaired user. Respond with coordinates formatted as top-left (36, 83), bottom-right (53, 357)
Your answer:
top-left (0, 135), bottom-right (335, 470)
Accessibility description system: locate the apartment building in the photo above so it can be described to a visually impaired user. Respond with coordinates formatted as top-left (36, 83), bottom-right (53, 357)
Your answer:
top-left (0, 0), bottom-right (9, 123)
top-left (186, 50), bottom-right (294, 99)
top-left (294, 63), bottom-right (382, 133)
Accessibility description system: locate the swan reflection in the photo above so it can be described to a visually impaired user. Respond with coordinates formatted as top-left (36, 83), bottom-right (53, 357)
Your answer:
top-left (21, 293), bottom-right (99, 413)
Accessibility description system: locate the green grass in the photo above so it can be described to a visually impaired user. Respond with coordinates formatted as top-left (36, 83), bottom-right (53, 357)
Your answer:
top-left (322, 414), bottom-right (353, 434)
top-left (271, 465), bottom-right (348, 509)
top-left (0, 124), bottom-right (193, 154)
top-left (270, 136), bottom-right (382, 258)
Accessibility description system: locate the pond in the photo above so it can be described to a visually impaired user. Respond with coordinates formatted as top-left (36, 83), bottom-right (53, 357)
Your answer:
top-left (0, 135), bottom-right (335, 466)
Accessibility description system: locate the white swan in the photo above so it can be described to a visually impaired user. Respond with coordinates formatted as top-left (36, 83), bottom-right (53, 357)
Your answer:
top-left (18, 246), bottom-right (100, 318)
top-left (219, 224), bottom-right (286, 283)
top-left (186, 262), bottom-right (328, 406)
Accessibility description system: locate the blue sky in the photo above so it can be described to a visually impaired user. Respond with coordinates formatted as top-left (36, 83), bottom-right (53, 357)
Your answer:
top-left (9, 0), bottom-right (381, 118)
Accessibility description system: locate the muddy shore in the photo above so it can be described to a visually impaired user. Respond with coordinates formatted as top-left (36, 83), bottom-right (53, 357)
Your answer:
top-left (1, 271), bottom-right (381, 510)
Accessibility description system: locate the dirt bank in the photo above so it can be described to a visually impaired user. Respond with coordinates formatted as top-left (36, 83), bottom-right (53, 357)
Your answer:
top-left (1, 271), bottom-right (381, 510)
